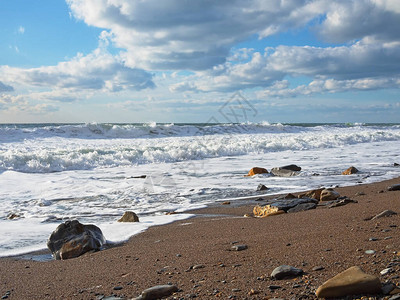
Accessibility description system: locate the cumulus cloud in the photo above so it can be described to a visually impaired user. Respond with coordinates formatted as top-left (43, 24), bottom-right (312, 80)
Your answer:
top-left (66, 0), bottom-right (400, 73)
top-left (171, 38), bottom-right (400, 93)
top-left (0, 49), bottom-right (155, 97)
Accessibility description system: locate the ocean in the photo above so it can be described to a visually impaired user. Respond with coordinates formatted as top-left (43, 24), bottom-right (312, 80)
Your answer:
top-left (1, 122), bottom-right (400, 257)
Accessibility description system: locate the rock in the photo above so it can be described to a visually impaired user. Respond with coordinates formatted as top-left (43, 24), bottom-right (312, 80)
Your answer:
top-left (382, 282), bottom-right (396, 295)
top-left (221, 201), bottom-right (231, 205)
top-left (342, 166), bottom-right (359, 175)
top-left (315, 266), bottom-right (382, 298)
top-left (118, 211), bottom-right (139, 222)
top-left (394, 163), bottom-right (399, 166)
top-left (371, 210), bottom-right (397, 220)
top-left (328, 198), bottom-right (357, 208)
top-left (312, 266), bottom-right (325, 271)
top-left (270, 265), bottom-right (303, 280)
top-left (231, 244), bottom-right (248, 251)
top-left (281, 193), bottom-right (297, 199)
top-left (253, 205), bottom-right (285, 218)
top-left (365, 250), bottom-right (376, 255)
top-left (381, 268), bottom-right (393, 275)
top-left (256, 184), bottom-right (268, 191)
top-left (320, 188), bottom-right (340, 201)
top-left (298, 188), bottom-right (324, 200)
top-left (134, 285), bottom-right (179, 300)
top-left (270, 167), bottom-right (299, 177)
top-left (287, 202), bottom-right (317, 213)
top-left (246, 167), bottom-right (268, 176)
top-left (280, 164), bottom-right (302, 171)
top-left (269, 197), bottom-right (319, 212)
top-left (388, 184), bottom-right (400, 191)
top-left (7, 213), bottom-right (22, 220)
top-left (47, 220), bottom-right (106, 260)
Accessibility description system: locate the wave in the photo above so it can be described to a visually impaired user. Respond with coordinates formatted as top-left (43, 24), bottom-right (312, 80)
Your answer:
top-left (1, 123), bottom-right (400, 173)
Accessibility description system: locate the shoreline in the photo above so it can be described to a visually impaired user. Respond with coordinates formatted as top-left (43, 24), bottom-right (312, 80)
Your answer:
top-left (1, 176), bottom-right (399, 299)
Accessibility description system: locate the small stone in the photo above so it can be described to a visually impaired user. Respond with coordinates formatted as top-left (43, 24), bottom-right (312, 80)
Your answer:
top-left (268, 285), bottom-right (282, 290)
top-left (135, 285), bottom-right (178, 300)
top-left (371, 210), bottom-right (397, 220)
top-left (381, 268), bottom-right (393, 276)
top-left (118, 211), bottom-right (139, 222)
top-left (231, 244), bottom-right (248, 251)
top-left (271, 265), bottom-right (303, 280)
top-left (257, 184), bottom-right (269, 191)
top-left (222, 201), bottom-right (231, 205)
top-left (315, 266), bottom-right (382, 298)
top-left (312, 266), bottom-right (325, 271)
top-left (113, 286), bottom-right (123, 291)
top-left (192, 264), bottom-right (205, 270)
top-left (365, 250), bottom-right (376, 255)
top-left (369, 237), bottom-right (378, 241)
top-left (388, 184), bottom-right (400, 191)
top-left (248, 289), bottom-right (259, 295)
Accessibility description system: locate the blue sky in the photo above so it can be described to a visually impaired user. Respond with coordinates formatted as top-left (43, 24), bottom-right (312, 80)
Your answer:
top-left (0, 0), bottom-right (399, 123)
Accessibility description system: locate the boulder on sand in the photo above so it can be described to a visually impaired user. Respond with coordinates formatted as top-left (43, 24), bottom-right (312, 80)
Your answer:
top-left (315, 266), bottom-right (382, 298)
top-left (47, 220), bottom-right (106, 260)
top-left (246, 167), bottom-right (268, 176)
top-left (320, 188), bottom-right (340, 201)
top-left (253, 205), bottom-right (285, 218)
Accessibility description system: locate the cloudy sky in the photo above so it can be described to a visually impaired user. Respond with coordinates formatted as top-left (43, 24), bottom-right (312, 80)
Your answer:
top-left (1, 0), bottom-right (399, 123)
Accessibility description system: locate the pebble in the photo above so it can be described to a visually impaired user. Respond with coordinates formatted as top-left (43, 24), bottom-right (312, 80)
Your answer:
top-left (369, 237), bottom-right (378, 241)
top-left (312, 266), bottom-right (325, 271)
top-left (271, 265), bottom-right (304, 280)
top-left (381, 268), bottom-right (393, 275)
top-left (192, 264), bottom-right (205, 270)
top-left (134, 285), bottom-right (178, 300)
top-left (365, 250), bottom-right (376, 255)
top-left (268, 285), bottom-right (282, 290)
top-left (231, 244), bottom-right (248, 251)
top-left (113, 286), bottom-right (123, 291)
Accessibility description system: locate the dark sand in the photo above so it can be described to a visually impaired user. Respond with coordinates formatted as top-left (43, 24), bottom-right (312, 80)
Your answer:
top-left (1, 177), bottom-right (399, 299)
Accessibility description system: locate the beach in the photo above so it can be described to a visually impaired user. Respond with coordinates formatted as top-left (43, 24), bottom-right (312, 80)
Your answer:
top-left (1, 176), bottom-right (399, 299)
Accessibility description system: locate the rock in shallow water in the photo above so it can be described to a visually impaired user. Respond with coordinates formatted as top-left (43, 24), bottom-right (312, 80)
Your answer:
top-left (118, 211), bottom-right (139, 222)
top-left (47, 220), bottom-right (106, 260)
top-left (246, 167), bottom-right (268, 176)
top-left (270, 265), bottom-right (303, 280)
top-left (315, 266), bottom-right (382, 298)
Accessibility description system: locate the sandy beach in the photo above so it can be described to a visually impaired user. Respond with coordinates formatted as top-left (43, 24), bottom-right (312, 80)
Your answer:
top-left (1, 177), bottom-right (399, 299)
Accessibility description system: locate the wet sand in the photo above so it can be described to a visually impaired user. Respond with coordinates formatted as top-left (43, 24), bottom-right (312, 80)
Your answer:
top-left (0, 177), bottom-right (399, 299)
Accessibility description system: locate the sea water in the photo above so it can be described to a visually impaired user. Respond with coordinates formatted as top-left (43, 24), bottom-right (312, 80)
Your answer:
top-left (1, 122), bottom-right (400, 257)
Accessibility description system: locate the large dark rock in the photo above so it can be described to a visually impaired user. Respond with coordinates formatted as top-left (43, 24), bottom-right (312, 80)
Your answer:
top-left (287, 202), bottom-right (317, 213)
top-left (388, 184), bottom-right (400, 191)
top-left (47, 220), bottom-right (106, 260)
top-left (281, 164), bottom-right (302, 171)
top-left (269, 197), bottom-right (318, 212)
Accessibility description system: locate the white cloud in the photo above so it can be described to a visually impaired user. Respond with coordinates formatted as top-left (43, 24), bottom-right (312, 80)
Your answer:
top-left (170, 38), bottom-right (400, 93)
top-left (257, 78), bottom-right (400, 98)
top-left (0, 48), bottom-right (155, 100)
top-left (66, 0), bottom-right (400, 72)
top-left (18, 26), bottom-right (25, 34)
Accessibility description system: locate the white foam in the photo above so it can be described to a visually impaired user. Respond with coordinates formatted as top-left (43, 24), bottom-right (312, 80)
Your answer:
top-left (0, 123), bottom-right (400, 257)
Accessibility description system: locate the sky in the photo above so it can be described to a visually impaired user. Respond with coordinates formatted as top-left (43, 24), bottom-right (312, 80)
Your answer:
top-left (0, 0), bottom-right (399, 124)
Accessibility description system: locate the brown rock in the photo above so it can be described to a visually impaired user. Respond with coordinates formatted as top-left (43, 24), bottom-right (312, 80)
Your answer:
top-left (320, 188), bottom-right (340, 201)
top-left (315, 266), bottom-right (382, 298)
top-left (246, 167), bottom-right (268, 176)
top-left (298, 188), bottom-right (323, 200)
top-left (47, 220), bottom-right (106, 260)
top-left (253, 205), bottom-right (285, 218)
top-left (118, 211), bottom-right (139, 222)
top-left (342, 166), bottom-right (359, 175)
